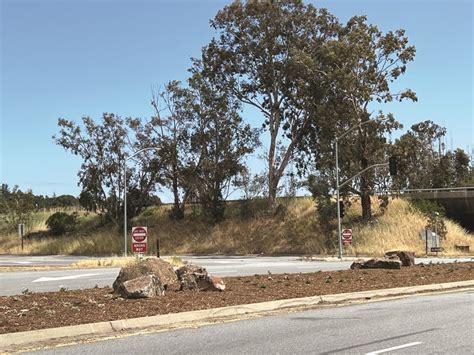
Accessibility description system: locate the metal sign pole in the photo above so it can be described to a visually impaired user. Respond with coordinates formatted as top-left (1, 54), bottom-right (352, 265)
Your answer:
top-left (335, 139), bottom-right (343, 260)
top-left (425, 229), bottom-right (428, 255)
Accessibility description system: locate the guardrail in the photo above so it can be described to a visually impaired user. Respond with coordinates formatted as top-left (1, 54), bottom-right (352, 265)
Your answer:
top-left (399, 186), bottom-right (474, 194)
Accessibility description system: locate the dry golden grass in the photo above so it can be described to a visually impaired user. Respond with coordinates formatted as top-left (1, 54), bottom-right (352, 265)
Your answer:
top-left (71, 255), bottom-right (184, 268)
top-left (0, 197), bottom-right (472, 257)
top-left (347, 198), bottom-right (474, 257)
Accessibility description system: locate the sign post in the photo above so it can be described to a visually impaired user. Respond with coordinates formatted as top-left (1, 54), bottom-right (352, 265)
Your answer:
top-left (18, 223), bottom-right (25, 251)
top-left (341, 228), bottom-right (352, 246)
top-left (131, 226), bottom-right (148, 254)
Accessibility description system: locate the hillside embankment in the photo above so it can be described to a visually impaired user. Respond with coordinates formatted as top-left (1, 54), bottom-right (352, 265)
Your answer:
top-left (0, 197), bottom-right (472, 257)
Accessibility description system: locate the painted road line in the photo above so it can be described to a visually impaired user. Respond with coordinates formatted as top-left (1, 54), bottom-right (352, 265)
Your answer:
top-left (366, 341), bottom-right (422, 354)
top-left (32, 274), bottom-right (102, 283)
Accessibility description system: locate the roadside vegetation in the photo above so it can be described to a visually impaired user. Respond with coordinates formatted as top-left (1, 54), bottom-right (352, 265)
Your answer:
top-left (1, 1), bottom-right (473, 260)
top-left (0, 197), bottom-right (471, 258)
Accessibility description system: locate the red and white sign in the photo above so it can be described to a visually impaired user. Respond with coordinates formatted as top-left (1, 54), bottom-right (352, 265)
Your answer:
top-left (341, 228), bottom-right (352, 246)
top-left (132, 226), bottom-right (147, 253)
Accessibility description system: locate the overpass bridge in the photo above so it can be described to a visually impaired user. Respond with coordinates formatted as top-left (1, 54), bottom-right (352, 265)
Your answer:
top-left (400, 187), bottom-right (474, 232)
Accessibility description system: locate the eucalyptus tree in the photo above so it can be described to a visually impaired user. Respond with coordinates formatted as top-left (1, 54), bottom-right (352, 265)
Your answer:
top-left (199, 0), bottom-right (340, 210)
top-left (301, 15), bottom-right (417, 220)
top-left (188, 64), bottom-right (259, 222)
top-left (392, 120), bottom-right (471, 189)
top-left (54, 113), bottom-right (162, 224)
top-left (146, 75), bottom-right (259, 222)
top-left (147, 81), bottom-right (197, 219)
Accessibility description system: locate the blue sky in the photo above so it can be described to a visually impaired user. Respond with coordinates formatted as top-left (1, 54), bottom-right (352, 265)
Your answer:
top-left (1, 0), bottom-right (472, 199)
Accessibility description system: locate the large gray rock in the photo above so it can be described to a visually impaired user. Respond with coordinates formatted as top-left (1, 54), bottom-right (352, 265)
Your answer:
top-left (350, 258), bottom-right (402, 270)
top-left (113, 257), bottom-right (177, 296)
top-left (384, 250), bottom-right (415, 267)
top-left (176, 264), bottom-right (225, 291)
top-left (116, 275), bottom-right (164, 299)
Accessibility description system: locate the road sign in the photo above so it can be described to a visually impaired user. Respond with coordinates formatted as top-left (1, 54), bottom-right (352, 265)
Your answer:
top-left (132, 226), bottom-right (147, 253)
top-left (341, 228), bottom-right (352, 245)
top-left (430, 247), bottom-right (444, 252)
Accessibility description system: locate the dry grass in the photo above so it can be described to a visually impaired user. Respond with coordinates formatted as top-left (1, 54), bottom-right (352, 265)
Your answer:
top-left (0, 197), bottom-right (472, 257)
top-left (71, 255), bottom-right (184, 268)
top-left (346, 198), bottom-right (474, 257)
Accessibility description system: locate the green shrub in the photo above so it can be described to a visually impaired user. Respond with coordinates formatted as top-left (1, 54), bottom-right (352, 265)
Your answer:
top-left (410, 200), bottom-right (445, 216)
top-left (46, 212), bottom-right (78, 235)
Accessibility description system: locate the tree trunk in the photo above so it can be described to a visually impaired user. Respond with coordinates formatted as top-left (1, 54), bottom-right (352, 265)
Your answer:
top-left (170, 174), bottom-right (184, 220)
top-left (267, 172), bottom-right (279, 212)
top-left (360, 176), bottom-right (372, 221)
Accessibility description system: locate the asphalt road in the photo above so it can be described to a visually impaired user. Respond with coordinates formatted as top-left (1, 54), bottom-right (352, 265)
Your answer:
top-left (0, 255), bottom-right (472, 296)
top-left (27, 290), bottom-right (474, 354)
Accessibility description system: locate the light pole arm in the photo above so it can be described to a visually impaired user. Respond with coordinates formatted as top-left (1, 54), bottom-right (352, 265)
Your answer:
top-left (336, 119), bottom-right (376, 142)
top-left (339, 163), bottom-right (389, 189)
top-left (334, 116), bottom-right (389, 260)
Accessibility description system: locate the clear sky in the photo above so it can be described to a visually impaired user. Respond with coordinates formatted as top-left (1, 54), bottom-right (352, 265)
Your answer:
top-left (1, 0), bottom-right (472, 199)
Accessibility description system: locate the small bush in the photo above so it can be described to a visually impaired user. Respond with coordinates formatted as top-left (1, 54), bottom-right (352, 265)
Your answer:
top-left (410, 199), bottom-right (445, 216)
top-left (46, 212), bottom-right (78, 235)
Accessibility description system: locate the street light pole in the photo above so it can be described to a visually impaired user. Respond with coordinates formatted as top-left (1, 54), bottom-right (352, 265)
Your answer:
top-left (123, 147), bottom-right (159, 257)
top-left (335, 138), bottom-right (343, 260)
top-left (334, 118), bottom-right (386, 260)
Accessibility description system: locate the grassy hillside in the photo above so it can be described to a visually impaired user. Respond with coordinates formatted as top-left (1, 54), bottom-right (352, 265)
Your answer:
top-left (0, 197), bottom-right (472, 257)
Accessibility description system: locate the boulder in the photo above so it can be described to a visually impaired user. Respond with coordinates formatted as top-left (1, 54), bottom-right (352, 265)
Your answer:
top-left (175, 264), bottom-right (225, 291)
top-left (384, 250), bottom-right (415, 267)
top-left (350, 259), bottom-right (368, 270)
top-left (116, 275), bottom-right (164, 299)
top-left (208, 276), bottom-right (226, 291)
top-left (113, 257), bottom-right (178, 296)
top-left (350, 258), bottom-right (402, 270)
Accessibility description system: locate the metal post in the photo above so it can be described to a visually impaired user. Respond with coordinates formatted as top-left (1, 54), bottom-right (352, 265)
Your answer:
top-left (425, 229), bottom-right (428, 255)
top-left (156, 239), bottom-right (160, 258)
top-left (335, 139), bottom-right (343, 260)
top-left (124, 164), bottom-right (127, 257)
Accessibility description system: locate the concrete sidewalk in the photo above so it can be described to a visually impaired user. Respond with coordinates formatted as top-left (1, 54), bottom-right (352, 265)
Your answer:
top-left (1, 280), bottom-right (473, 352)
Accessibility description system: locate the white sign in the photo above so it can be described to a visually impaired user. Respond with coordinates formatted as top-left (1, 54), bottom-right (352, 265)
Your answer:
top-left (18, 223), bottom-right (25, 238)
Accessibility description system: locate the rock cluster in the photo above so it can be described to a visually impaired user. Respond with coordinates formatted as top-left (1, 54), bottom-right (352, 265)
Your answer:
top-left (113, 258), bottom-right (225, 299)
top-left (350, 250), bottom-right (415, 270)
top-left (176, 264), bottom-right (226, 291)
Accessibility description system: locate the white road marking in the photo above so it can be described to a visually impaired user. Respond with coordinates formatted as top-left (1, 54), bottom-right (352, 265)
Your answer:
top-left (32, 274), bottom-right (101, 283)
top-left (366, 341), bottom-right (422, 354)
top-left (13, 261), bottom-right (33, 264)
top-left (210, 270), bottom-right (238, 274)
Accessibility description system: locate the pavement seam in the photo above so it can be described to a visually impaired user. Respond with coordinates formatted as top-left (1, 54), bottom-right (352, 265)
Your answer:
top-left (1, 280), bottom-right (473, 350)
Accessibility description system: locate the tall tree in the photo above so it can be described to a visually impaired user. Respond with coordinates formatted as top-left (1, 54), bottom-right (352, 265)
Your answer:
top-left (54, 113), bottom-right (161, 224)
top-left (188, 64), bottom-right (259, 222)
top-left (148, 81), bottom-right (200, 219)
top-left (393, 121), bottom-right (471, 189)
top-left (200, 0), bottom-right (340, 210)
top-left (301, 15), bottom-right (416, 220)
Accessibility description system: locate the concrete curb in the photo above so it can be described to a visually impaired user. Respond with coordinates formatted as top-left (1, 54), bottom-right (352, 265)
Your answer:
top-left (1, 280), bottom-right (473, 350)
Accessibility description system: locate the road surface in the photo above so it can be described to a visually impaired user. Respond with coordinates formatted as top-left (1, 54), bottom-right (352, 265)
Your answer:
top-left (27, 290), bottom-right (474, 354)
top-left (0, 255), bottom-right (471, 296)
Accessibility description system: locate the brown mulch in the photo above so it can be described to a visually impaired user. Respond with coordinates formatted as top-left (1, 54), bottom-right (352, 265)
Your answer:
top-left (0, 262), bottom-right (472, 335)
